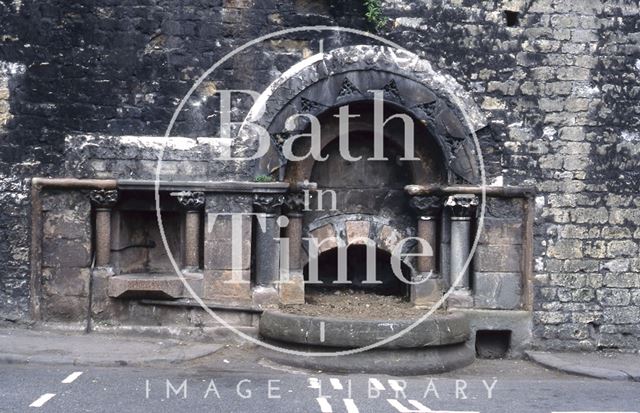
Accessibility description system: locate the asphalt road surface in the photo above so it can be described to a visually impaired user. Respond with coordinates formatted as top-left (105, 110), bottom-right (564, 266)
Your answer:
top-left (1, 358), bottom-right (638, 412)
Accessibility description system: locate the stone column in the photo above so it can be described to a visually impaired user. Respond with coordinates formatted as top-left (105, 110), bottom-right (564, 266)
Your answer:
top-left (252, 193), bottom-right (284, 306)
top-left (446, 194), bottom-right (478, 308)
top-left (284, 192), bottom-right (305, 272)
top-left (280, 192), bottom-right (305, 304)
top-left (89, 189), bottom-right (119, 267)
top-left (176, 191), bottom-right (205, 270)
top-left (409, 195), bottom-right (444, 306)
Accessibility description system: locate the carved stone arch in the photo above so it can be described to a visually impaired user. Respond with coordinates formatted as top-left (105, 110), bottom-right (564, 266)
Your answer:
top-left (238, 45), bottom-right (487, 184)
top-left (305, 214), bottom-right (414, 258)
top-left (302, 214), bottom-right (417, 292)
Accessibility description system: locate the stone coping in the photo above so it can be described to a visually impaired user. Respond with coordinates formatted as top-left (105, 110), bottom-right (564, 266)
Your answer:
top-left (31, 177), bottom-right (292, 193)
top-left (118, 180), bottom-right (290, 193)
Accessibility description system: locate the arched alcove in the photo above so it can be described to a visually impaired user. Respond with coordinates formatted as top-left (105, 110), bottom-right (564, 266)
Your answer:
top-left (237, 44), bottom-right (487, 185)
top-left (304, 245), bottom-right (411, 296)
top-left (287, 101), bottom-right (444, 297)
top-left (237, 45), bottom-right (488, 301)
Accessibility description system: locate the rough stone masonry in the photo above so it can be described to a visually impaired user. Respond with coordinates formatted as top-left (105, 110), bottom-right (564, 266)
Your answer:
top-left (0, 0), bottom-right (639, 351)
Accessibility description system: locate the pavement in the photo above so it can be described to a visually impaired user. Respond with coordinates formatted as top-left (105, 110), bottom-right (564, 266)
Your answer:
top-left (1, 326), bottom-right (639, 383)
top-left (527, 350), bottom-right (640, 382)
top-left (0, 327), bottom-right (223, 367)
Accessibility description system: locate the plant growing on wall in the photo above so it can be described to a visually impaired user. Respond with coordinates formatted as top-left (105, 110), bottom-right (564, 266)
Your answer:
top-left (255, 174), bottom-right (274, 182)
top-left (363, 0), bottom-right (387, 29)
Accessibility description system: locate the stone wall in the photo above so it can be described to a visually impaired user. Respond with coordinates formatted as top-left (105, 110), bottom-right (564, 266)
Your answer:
top-left (0, 0), bottom-right (639, 349)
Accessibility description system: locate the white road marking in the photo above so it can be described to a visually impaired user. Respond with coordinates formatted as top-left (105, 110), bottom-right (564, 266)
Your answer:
top-left (29, 393), bottom-right (56, 408)
top-left (388, 399), bottom-right (418, 413)
top-left (408, 400), bottom-right (432, 411)
top-left (388, 379), bottom-right (406, 392)
top-left (369, 378), bottom-right (385, 390)
top-left (329, 378), bottom-right (343, 390)
top-left (387, 399), bottom-right (479, 413)
top-left (320, 321), bottom-right (325, 343)
top-left (344, 398), bottom-right (359, 413)
top-left (316, 397), bottom-right (333, 413)
top-left (61, 371), bottom-right (83, 384)
top-left (308, 377), bottom-right (321, 389)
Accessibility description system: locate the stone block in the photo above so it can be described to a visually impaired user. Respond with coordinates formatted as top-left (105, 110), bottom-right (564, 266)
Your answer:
top-left (42, 294), bottom-right (88, 322)
top-left (41, 191), bottom-right (91, 213)
top-left (535, 311), bottom-right (569, 325)
top-left (90, 267), bottom-right (123, 321)
top-left (42, 267), bottom-right (90, 297)
top-left (410, 275), bottom-right (443, 306)
top-left (278, 272), bottom-right (305, 305)
top-left (42, 239), bottom-right (91, 268)
top-left (597, 288), bottom-right (631, 306)
top-left (547, 239), bottom-right (583, 259)
top-left (550, 273), bottom-right (586, 288)
top-left (378, 225), bottom-right (402, 253)
top-left (477, 218), bottom-right (522, 245)
top-left (345, 220), bottom-right (371, 245)
top-left (607, 240), bottom-right (638, 257)
top-left (485, 197), bottom-right (523, 220)
top-left (309, 224), bottom-right (337, 253)
top-left (203, 270), bottom-right (251, 300)
top-left (557, 67), bottom-right (591, 81)
top-left (602, 259), bottom-right (630, 272)
top-left (569, 207), bottom-right (608, 224)
top-left (583, 240), bottom-right (607, 258)
top-left (556, 323), bottom-right (589, 340)
top-left (473, 272), bottom-right (522, 310)
top-left (447, 289), bottom-right (473, 308)
top-left (473, 244), bottom-right (522, 272)
top-left (571, 288), bottom-right (595, 302)
top-left (602, 226), bottom-right (632, 238)
top-left (184, 306), bottom-right (255, 328)
top-left (252, 286), bottom-right (279, 308)
top-left (603, 307), bottom-right (640, 324)
top-left (43, 211), bottom-right (91, 240)
top-left (564, 259), bottom-right (599, 272)
top-left (204, 213), bottom-right (251, 270)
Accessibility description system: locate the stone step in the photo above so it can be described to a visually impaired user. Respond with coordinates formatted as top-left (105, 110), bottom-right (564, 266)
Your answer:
top-left (259, 340), bottom-right (475, 375)
top-left (259, 310), bottom-right (470, 349)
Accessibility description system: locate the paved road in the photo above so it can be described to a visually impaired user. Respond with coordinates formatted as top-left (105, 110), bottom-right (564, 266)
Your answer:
top-left (1, 359), bottom-right (638, 412)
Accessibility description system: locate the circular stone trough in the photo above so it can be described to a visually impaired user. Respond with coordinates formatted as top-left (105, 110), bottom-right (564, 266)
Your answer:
top-left (258, 311), bottom-right (475, 374)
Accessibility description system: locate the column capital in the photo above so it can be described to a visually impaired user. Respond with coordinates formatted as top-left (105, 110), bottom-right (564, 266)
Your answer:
top-left (445, 194), bottom-right (479, 218)
top-left (175, 191), bottom-right (205, 210)
top-left (253, 193), bottom-right (285, 214)
top-left (409, 195), bottom-right (443, 219)
top-left (89, 189), bottom-right (119, 209)
top-left (283, 192), bottom-right (305, 216)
